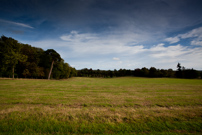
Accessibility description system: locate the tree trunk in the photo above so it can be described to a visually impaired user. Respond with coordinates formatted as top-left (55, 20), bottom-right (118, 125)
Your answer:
top-left (48, 60), bottom-right (54, 80)
top-left (12, 66), bottom-right (14, 79)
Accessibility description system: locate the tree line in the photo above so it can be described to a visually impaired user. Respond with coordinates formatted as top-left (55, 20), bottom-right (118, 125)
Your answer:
top-left (0, 35), bottom-right (77, 79)
top-left (77, 65), bottom-right (201, 79)
top-left (0, 36), bottom-right (201, 79)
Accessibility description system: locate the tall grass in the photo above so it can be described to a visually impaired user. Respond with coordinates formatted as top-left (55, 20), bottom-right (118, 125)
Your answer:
top-left (0, 77), bottom-right (202, 134)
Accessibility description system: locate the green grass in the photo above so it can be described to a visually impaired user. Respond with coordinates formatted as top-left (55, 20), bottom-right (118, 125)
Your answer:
top-left (0, 77), bottom-right (202, 134)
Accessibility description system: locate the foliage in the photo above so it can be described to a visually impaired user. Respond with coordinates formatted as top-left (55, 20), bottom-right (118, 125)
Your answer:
top-left (77, 65), bottom-right (200, 79)
top-left (0, 35), bottom-right (76, 79)
top-left (77, 67), bottom-right (176, 78)
top-left (0, 36), bottom-right (27, 78)
top-left (45, 49), bottom-right (62, 79)
top-left (176, 63), bottom-right (200, 79)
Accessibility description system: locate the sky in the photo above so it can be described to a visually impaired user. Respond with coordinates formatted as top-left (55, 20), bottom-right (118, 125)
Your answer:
top-left (0, 0), bottom-right (202, 70)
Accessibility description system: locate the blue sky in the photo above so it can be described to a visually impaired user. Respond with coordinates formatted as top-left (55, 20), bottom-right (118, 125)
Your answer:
top-left (0, 0), bottom-right (202, 70)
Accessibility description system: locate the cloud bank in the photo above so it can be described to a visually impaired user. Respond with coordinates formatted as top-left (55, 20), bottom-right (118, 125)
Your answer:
top-left (165, 27), bottom-right (202, 46)
top-left (27, 28), bottom-right (202, 70)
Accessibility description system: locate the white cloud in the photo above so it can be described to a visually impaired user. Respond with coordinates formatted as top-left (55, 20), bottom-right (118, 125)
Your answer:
top-left (191, 40), bottom-right (202, 46)
top-left (150, 44), bottom-right (189, 58)
top-left (0, 19), bottom-right (34, 29)
top-left (59, 31), bottom-right (147, 56)
top-left (180, 27), bottom-right (202, 46)
top-left (180, 27), bottom-right (202, 39)
top-left (164, 37), bottom-right (180, 44)
top-left (165, 27), bottom-right (202, 46)
top-left (150, 43), bottom-right (166, 51)
top-left (113, 57), bottom-right (120, 61)
top-left (60, 31), bottom-right (97, 42)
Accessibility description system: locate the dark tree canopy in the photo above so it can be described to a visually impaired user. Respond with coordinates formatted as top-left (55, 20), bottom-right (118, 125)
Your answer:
top-left (175, 63), bottom-right (200, 79)
top-left (0, 36), bottom-right (76, 79)
top-left (0, 36), bottom-right (27, 78)
top-left (45, 49), bottom-right (62, 79)
top-left (77, 65), bottom-right (201, 79)
top-left (45, 49), bottom-right (61, 63)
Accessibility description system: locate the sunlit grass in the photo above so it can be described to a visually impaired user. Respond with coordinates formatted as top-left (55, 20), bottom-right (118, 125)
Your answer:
top-left (0, 77), bottom-right (202, 134)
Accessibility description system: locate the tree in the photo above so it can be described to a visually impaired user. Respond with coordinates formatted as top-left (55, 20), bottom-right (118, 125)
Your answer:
top-left (184, 69), bottom-right (199, 79)
top-left (177, 63), bottom-right (181, 71)
top-left (149, 67), bottom-right (158, 77)
top-left (45, 49), bottom-right (61, 79)
top-left (167, 69), bottom-right (175, 78)
top-left (23, 69), bottom-right (30, 78)
top-left (70, 67), bottom-right (77, 77)
top-left (62, 63), bottom-right (71, 78)
top-left (5, 47), bottom-right (27, 79)
top-left (176, 63), bottom-right (182, 78)
top-left (1, 36), bottom-right (74, 79)
top-left (134, 68), bottom-right (142, 76)
top-left (1, 36), bottom-right (27, 79)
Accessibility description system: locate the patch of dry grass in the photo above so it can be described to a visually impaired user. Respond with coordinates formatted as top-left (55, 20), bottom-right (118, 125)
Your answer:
top-left (0, 77), bottom-right (202, 134)
top-left (1, 104), bottom-right (201, 123)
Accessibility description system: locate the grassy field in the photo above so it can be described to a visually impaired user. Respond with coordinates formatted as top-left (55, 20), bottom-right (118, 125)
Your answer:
top-left (0, 77), bottom-right (202, 134)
